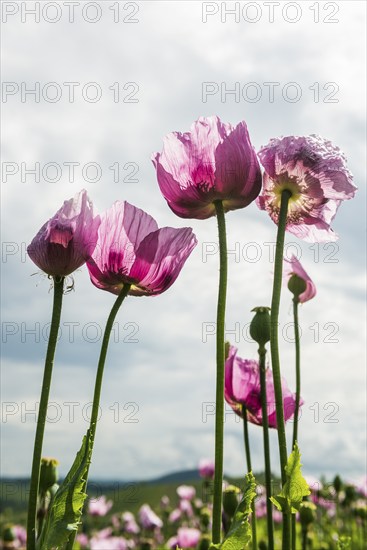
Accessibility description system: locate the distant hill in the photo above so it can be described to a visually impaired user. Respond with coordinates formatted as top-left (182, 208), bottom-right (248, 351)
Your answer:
top-left (149, 469), bottom-right (201, 484)
top-left (0, 469), bottom-right (267, 517)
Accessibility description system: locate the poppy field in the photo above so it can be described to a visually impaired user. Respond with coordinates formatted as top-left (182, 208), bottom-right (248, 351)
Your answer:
top-left (1, 115), bottom-right (366, 550)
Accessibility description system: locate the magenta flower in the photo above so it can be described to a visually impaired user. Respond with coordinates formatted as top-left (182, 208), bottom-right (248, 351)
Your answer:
top-left (177, 485), bottom-right (196, 500)
top-left (87, 201), bottom-right (197, 296)
top-left (160, 495), bottom-right (170, 509)
top-left (138, 504), bottom-right (163, 530)
top-left (255, 495), bottom-right (267, 519)
top-left (177, 527), bottom-right (201, 548)
top-left (284, 255), bottom-right (316, 303)
top-left (77, 533), bottom-right (89, 549)
top-left (199, 458), bottom-right (215, 480)
top-left (356, 476), bottom-right (367, 498)
top-left (168, 508), bottom-right (182, 523)
top-left (225, 345), bottom-right (302, 428)
top-left (152, 115), bottom-right (262, 219)
top-left (90, 536), bottom-right (128, 550)
top-left (179, 498), bottom-right (194, 518)
top-left (88, 495), bottom-right (113, 517)
top-left (28, 189), bottom-right (100, 277)
top-left (122, 511), bottom-right (140, 534)
top-left (166, 536), bottom-right (179, 549)
top-left (257, 135), bottom-right (357, 242)
top-left (13, 525), bottom-right (27, 546)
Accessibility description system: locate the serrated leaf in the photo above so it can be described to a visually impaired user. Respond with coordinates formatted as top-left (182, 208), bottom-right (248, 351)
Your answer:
top-left (270, 443), bottom-right (310, 514)
top-left (37, 429), bottom-right (92, 550)
top-left (270, 495), bottom-right (287, 512)
top-left (219, 472), bottom-right (256, 550)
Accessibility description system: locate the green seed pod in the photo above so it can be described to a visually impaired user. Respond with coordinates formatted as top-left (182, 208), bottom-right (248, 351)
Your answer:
top-left (333, 474), bottom-right (342, 494)
top-left (222, 484), bottom-right (241, 518)
top-left (198, 535), bottom-right (211, 550)
top-left (140, 539), bottom-right (153, 550)
top-left (39, 457), bottom-right (59, 495)
top-left (299, 501), bottom-right (316, 527)
top-left (2, 525), bottom-right (15, 543)
top-left (249, 307), bottom-right (271, 347)
top-left (287, 274), bottom-right (307, 300)
top-left (200, 507), bottom-right (211, 528)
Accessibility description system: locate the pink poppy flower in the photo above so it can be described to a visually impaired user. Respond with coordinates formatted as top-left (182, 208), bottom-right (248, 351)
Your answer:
top-left (87, 201), bottom-right (197, 296)
top-left (255, 495), bottom-right (267, 518)
top-left (304, 475), bottom-right (322, 494)
top-left (88, 495), bottom-right (113, 517)
top-left (284, 255), bottom-right (316, 303)
top-left (13, 525), bottom-right (27, 546)
top-left (356, 476), bottom-right (367, 498)
top-left (122, 511), bottom-right (140, 534)
top-left (177, 527), bottom-right (201, 548)
top-left (177, 485), bottom-right (196, 500)
top-left (168, 508), bottom-right (182, 523)
top-left (198, 458), bottom-right (215, 480)
top-left (160, 495), bottom-right (170, 509)
top-left (77, 533), bottom-right (89, 548)
top-left (138, 504), bottom-right (163, 530)
top-left (273, 510), bottom-right (283, 524)
top-left (166, 536), bottom-right (179, 549)
top-left (27, 189), bottom-right (100, 277)
top-left (152, 115), bottom-right (261, 219)
top-left (257, 135), bottom-right (357, 242)
top-left (179, 498), bottom-right (194, 517)
top-left (225, 345), bottom-right (302, 428)
top-left (90, 536), bottom-right (128, 550)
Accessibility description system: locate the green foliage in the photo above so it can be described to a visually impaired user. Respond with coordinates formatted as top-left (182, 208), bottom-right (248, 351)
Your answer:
top-left (209, 472), bottom-right (256, 550)
top-left (37, 430), bottom-right (92, 550)
top-left (271, 443), bottom-right (310, 513)
top-left (337, 536), bottom-right (352, 550)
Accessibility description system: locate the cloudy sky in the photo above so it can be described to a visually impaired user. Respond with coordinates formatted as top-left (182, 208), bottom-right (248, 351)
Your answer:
top-left (1, 1), bottom-right (366, 487)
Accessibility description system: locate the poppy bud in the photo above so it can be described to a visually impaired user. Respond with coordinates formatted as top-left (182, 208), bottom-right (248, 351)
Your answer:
top-left (198, 535), bottom-right (211, 550)
top-left (200, 507), bottom-right (211, 528)
top-left (333, 474), bottom-right (342, 494)
top-left (39, 457), bottom-right (59, 495)
top-left (2, 525), bottom-right (15, 543)
top-left (222, 485), bottom-right (241, 518)
top-left (299, 501), bottom-right (316, 528)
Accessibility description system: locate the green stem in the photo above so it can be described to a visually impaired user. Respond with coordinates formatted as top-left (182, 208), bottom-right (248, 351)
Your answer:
top-left (36, 494), bottom-right (46, 541)
top-left (89, 284), bottom-right (131, 434)
top-left (212, 200), bottom-right (228, 545)
top-left (65, 284), bottom-right (131, 550)
top-left (301, 527), bottom-right (308, 550)
top-left (292, 298), bottom-right (301, 550)
top-left (26, 276), bottom-right (64, 550)
top-left (270, 189), bottom-right (291, 549)
top-left (242, 404), bottom-right (252, 472)
top-left (242, 405), bottom-right (257, 550)
top-left (258, 347), bottom-right (274, 550)
top-left (292, 299), bottom-right (301, 449)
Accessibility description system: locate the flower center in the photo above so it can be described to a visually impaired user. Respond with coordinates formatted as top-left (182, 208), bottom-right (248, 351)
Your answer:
top-left (267, 173), bottom-right (317, 224)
